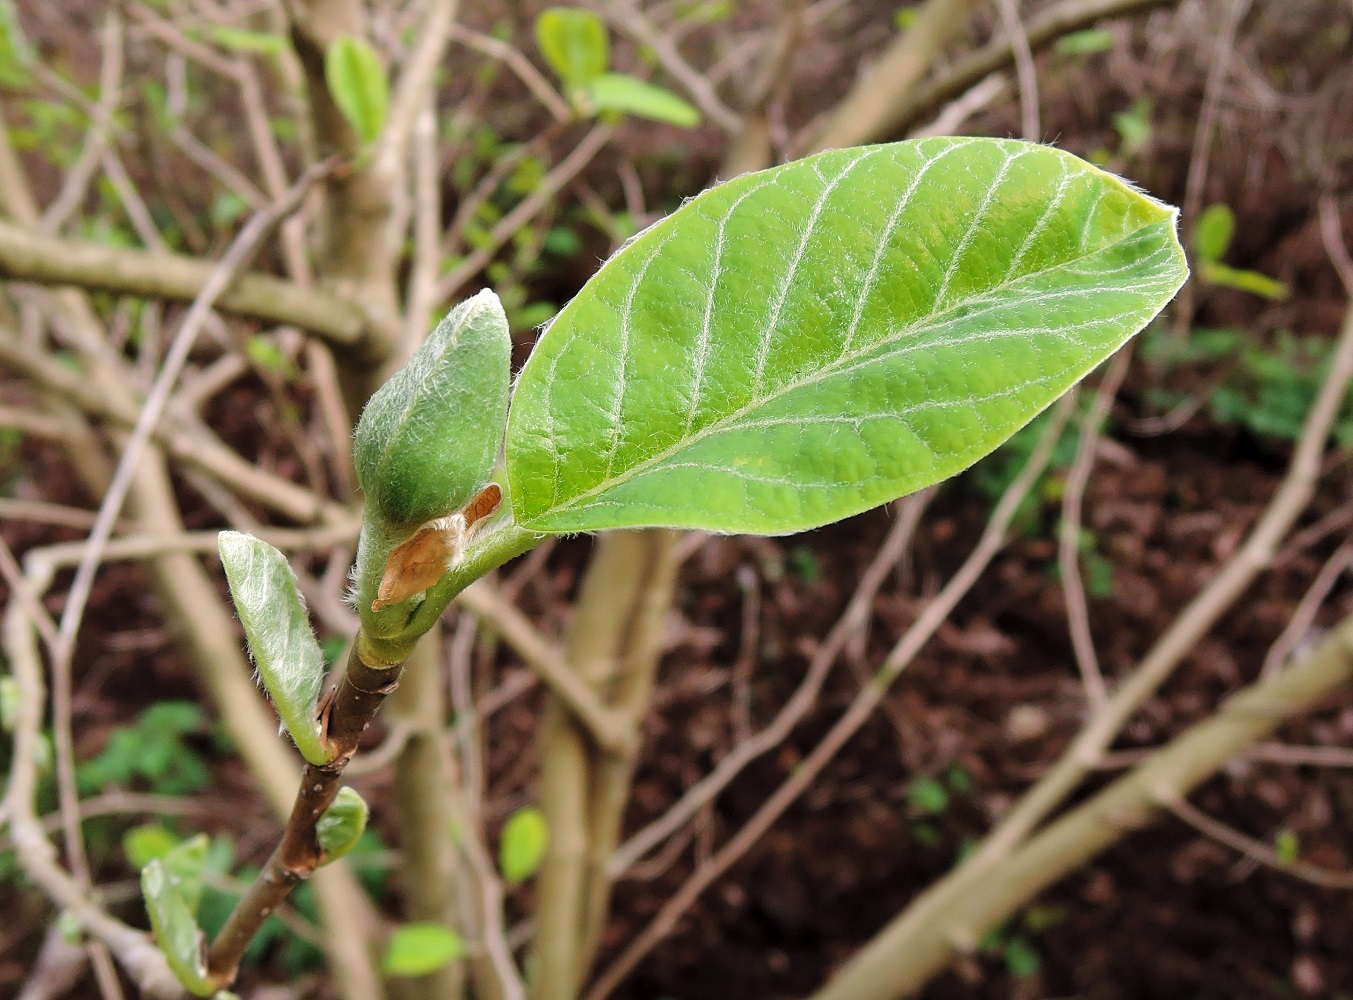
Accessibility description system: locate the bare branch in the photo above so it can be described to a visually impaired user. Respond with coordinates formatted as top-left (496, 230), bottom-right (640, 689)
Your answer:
top-left (1168, 797), bottom-right (1353, 890)
top-left (585, 396), bottom-right (1078, 1000)
top-left (0, 221), bottom-right (370, 347)
top-left (812, 610), bottom-right (1353, 1000)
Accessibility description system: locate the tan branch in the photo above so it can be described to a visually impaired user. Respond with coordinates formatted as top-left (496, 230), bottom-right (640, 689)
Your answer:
top-left (584, 396), bottom-right (1077, 1000)
top-left (0, 220), bottom-right (369, 348)
top-left (812, 611), bottom-right (1353, 1000)
top-left (880, 0), bottom-right (1180, 140)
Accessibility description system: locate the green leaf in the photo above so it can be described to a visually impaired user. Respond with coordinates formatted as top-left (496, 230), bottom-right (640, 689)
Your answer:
top-left (1054, 28), bottom-right (1114, 55)
top-left (535, 7), bottom-right (609, 92)
top-left (1003, 935), bottom-right (1042, 978)
top-left (218, 532), bottom-right (330, 765)
top-left (1274, 828), bottom-right (1300, 866)
top-left (584, 73), bottom-right (700, 127)
top-left (1112, 98), bottom-right (1153, 156)
top-left (382, 923), bottom-right (466, 977)
top-left (506, 138), bottom-right (1188, 534)
top-left (1200, 261), bottom-right (1289, 300)
top-left (324, 36), bottom-right (389, 144)
top-left (316, 787), bottom-right (369, 865)
top-left (353, 289), bottom-right (511, 530)
top-left (123, 824), bottom-right (181, 868)
top-left (57, 910), bottom-right (82, 945)
top-left (499, 805), bottom-right (549, 884)
top-left (908, 777), bottom-right (949, 815)
top-left (205, 26), bottom-right (288, 57)
top-left (0, 675), bottom-right (18, 731)
top-left (1192, 203), bottom-right (1235, 263)
top-left (142, 855), bottom-right (216, 996)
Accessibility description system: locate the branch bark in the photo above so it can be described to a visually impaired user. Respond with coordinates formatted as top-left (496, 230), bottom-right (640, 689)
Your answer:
top-left (0, 220), bottom-right (370, 348)
top-left (809, 610), bottom-right (1353, 1000)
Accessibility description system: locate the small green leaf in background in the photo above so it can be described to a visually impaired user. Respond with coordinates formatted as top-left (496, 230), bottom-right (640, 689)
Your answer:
top-left (1192, 204), bottom-right (1288, 299)
top-left (1112, 97), bottom-right (1153, 156)
top-left (324, 35), bottom-right (389, 144)
top-left (0, 0), bottom-right (36, 87)
top-left (585, 73), bottom-right (700, 127)
top-left (316, 787), bottom-right (369, 865)
top-left (1274, 828), bottom-right (1300, 866)
top-left (142, 845), bottom-right (216, 996)
top-left (1201, 261), bottom-right (1289, 300)
top-left (353, 289), bottom-right (511, 531)
top-left (0, 675), bottom-right (18, 731)
top-left (382, 922), bottom-right (466, 977)
top-left (507, 138), bottom-right (1187, 535)
top-left (57, 910), bottom-right (82, 945)
top-left (244, 334), bottom-right (298, 379)
top-left (499, 805), bottom-right (549, 884)
top-left (535, 7), bottom-right (609, 93)
top-left (1192, 203), bottom-right (1235, 263)
top-left (1003, 935), bottom-right (1042, 978)
top-left (218, 532), bottom-right (330, 765)
top-left (908, 777), bottom-right (949, 815)
top-left (123, 824), bottom-right (181, 868)
top-left (894, 7), bottom-right (919, 30)
top-left (205, 26), bottom-right (288, 57)
top-left (1054, 28), bottom-right (1114, 56)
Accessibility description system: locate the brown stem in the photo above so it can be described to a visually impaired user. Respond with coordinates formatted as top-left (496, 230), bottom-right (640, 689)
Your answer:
top-left (205, 642), bottom-right (402, 983)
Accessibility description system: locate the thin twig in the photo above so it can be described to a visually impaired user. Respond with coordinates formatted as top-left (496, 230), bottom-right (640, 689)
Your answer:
top-left (435, 124), bottom-right (614, 305)
top-left (450, 24), bottom-right (572, 122)
top-left (1172, 0), bottom-right (1251, 335)
top-left (2, 598), bottom-right (182, 998)
top-left (1058, 347), bottom-right (1133, 708)
top-left (587, 397), bottom-right (1076, 998)
top-left (994, 0), bottom-right (1040, 142)
top-left (1260, 540), bottom-right (1353, 677)
top-left (611, 490), bottom-right (935, 876)
top-left (457, 580), bottom-right (634, 754)
top-left (41, 12), bottom-right (124, 235)
top-left (45, 162), bottom-right (335, 922)
top-left (857, 204), bottom-right (1353, 970)
top-left (1168, 797), bottom-right (1353, 890)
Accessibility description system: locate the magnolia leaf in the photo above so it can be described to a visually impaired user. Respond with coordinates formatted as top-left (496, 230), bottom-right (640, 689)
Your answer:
top-left (506, 138), bottom-right (1188, 534)
top-left (499, 805), bottom-right (549, 884)
top-left (206, 26), bottom-right (288, 57)
top-left (218, 532), bottom-right (329, 765)
top-left (535, 7), bottom-right (609, 92)
top-left (123, 824), bottom-right (180, 869)
top-left (1200, 260), bottom-right (1289, 300)
top-left (1192, 203), bottom-right (1235, 264)
top-left (142, 856), bottom-right (215, 996)
top-left (1054, 28), bottom-right (1114, 56)
top-left (585, 73), bottom-right (700, 127)
top-left (353, 290), bottom-right (511, 530)
top-left (316, 787), bottom-right (369, 865)
top-left (382, 922), bottom-right (466, 977)
top-left (324, 35), bottom-right (388, 144)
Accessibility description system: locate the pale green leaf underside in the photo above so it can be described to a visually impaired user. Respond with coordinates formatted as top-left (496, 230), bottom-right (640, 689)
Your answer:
top-left (142, 859), bottom-right (214, 996)
top-left (316, 786), bottom-right (369, 865)
top-left (506, 137), bottom-right (1187, 534)
top-left (218, 532), bottom-right (328, 765)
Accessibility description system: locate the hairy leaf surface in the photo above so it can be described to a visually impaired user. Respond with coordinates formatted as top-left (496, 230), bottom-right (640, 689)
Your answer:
top-left (218, 532), bottom-right (328, 765)
top-left (354, 290), bottom-right (510, 529)
top-left (506, 138), bottom-right (1187, 534)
